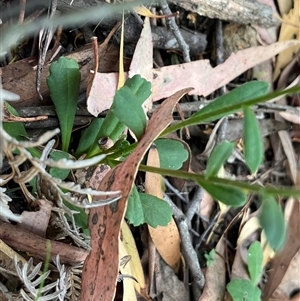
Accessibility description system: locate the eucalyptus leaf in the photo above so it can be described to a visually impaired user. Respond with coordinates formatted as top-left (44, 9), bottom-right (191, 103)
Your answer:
top-left (139, 193), bottom-right (172, 227)
top-left (259, 194), bottom-right (286, 251)
top-left (205, 141), bottom-right (235, 178)
top-left (126, 185), bottom-right (144, 226)
top-left (243, 107), bottom-right (263, 174)
top-left (248, 241), bottom-right (263, 285)
top-left (155, 138), bottom-right (189, 170)
top-left (47, 57), bottom-right (81, 152)
top-left (197, 181), bottom-right (247, 207)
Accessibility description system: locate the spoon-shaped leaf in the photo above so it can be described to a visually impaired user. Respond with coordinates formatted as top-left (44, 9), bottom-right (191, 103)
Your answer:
top-left (47, 57), bottom-right (81, 152)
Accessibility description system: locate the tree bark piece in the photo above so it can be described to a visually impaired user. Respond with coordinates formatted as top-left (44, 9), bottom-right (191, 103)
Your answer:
top-left (171, 0), bottom-right (279, 28)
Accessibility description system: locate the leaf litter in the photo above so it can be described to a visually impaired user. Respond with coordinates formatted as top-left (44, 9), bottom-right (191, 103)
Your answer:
top-left (1, 1), bottom-right (300, 301)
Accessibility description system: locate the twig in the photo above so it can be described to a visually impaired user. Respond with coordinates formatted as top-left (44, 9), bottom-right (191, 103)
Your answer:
top-left (195, 211), bottom-right (219, 250)
top-left (163, 177), bottom-right (186, 202)
top-left (185, 187), bottom-right (204, 222)
top-left (164, 193), bottom-right (205, 300)
top-left (160, 0), bottom-right (191, 63)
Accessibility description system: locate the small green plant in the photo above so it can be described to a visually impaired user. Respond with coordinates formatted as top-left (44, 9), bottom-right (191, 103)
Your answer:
top-left (46, 66), bottom-right (300, 240)
top-left (204, 249), bottom-right (216, 267)
top-left (227, 241), bottom-right (263, 301)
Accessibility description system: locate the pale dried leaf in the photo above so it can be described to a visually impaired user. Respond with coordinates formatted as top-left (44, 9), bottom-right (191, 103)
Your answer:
top-left (87, 40), bottom-right (300, 116)
top-left (273, 0), bottom-right (300, 80)
top-left (279, 107), bottom-right (300, 124)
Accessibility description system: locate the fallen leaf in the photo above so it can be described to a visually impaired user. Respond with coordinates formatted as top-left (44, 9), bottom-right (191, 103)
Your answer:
top-left (87, 40), bottom-right (300, 116)
top-left (87, 17), bottom-right (153, 117)
top-left (1, 43), bottom-right (130, 107)
top-left (81, 88), bottom-right (192, 301)
top-left (145, 147), bottom-right (181, 272)
top-left (273, 0), bottom-right (300, 80)
top-left (119, 240), bottom-right (138, 301)
top-left (18, 199), bottom-right (52, 237)
top-left (155, 254), bottom-right (189, 301)
top-left (279, 107), bottom-right (300, 124)
top-left (121, 222), bottom-right (147, 297)
top-left (198, 238), bottom-right (226, 301)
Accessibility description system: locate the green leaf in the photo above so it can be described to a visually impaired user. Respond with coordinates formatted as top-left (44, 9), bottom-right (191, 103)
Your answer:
top-left (3, 101), bottom-right (28, 140)
top-left (49, 150), bottom-right (71, 181)
top-left (139, 193), bottom-right (172, 227)
top-left (243, 107), bottom-right (263, 174)
top-left (227, 279), bottom-right (261, 301)
top-left (126, 185), bottom-right (144, 226)
top-left (205, 142), bottom-right (235, 178)
top-left (155, 138), bottom-right (189, 170)
top-left (86, 110), bottom-right (126, 158)
top-left (162, 82), bottom-right (300, 137)
top-left (47, 57), bottom-right (81, 152)
top-left (111, 75), bottom-right (151, 140)
top-left (197, 181), bottom-right (247, 207)
top-left (138, 165), bottom-right (300, 199)
top-left (204, 249), bottom-right (216, 267)
top-left (193, 81), bottom-right (268, 120)
top-left (125, 75), bottom-right (152, 105)
top-left (75, 118), bottom-right (104, 158)
top-left (63, 200), bottom-right (89, 236)
top-left (259, 194), bottom-right (286, 251)
top-left (248, 241), bottom-right (263, 285)
top-left (86, 75), bottom-right (151, 158)
top-left (3, 102), bottom-right (41, 158)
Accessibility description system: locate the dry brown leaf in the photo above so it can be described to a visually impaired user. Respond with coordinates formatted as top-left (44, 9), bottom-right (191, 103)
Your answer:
top-left (154, 254), bottom-right (189, 301)
top-left (81, 88), bottom-right (192, 301)
top-left (1, 43), bottom-right (129, 108)
top-left (18, 199), bottom-right (52, 237)
top-left (273, 0), bottom-right (300, 80)
top-left (145, 147), bottom-right (181, 272)
top-left (87, 40), bottom-right (300, 116)
top-left (198, 238), bottom-right (226, 301)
